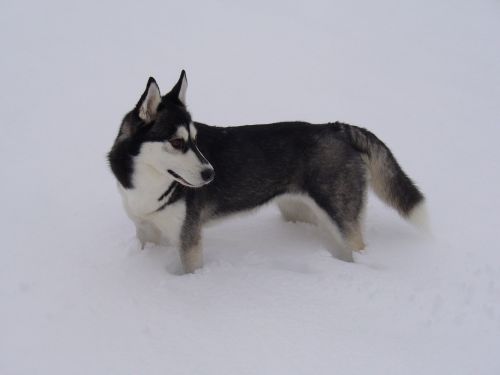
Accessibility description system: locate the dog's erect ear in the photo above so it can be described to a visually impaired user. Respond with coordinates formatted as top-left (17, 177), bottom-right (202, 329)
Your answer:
top-left (136, 77), bottom-right (161, 122)
top-left (164, 70), bottom-right (188, 106)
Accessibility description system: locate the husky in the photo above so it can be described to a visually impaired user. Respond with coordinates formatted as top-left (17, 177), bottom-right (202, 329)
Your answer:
top-left (108, 71), bottom-right (426, 273)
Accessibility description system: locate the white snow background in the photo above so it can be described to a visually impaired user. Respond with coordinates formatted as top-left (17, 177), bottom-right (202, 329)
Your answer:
top-left (1, 0), bottom-right (499, 374)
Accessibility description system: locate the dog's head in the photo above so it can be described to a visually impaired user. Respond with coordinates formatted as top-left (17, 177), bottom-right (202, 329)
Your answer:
top-left (110, 71), bottom-right (214, 188)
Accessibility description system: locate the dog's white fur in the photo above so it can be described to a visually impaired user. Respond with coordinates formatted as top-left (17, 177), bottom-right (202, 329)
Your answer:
top-left (119, 172), bottom-right (186, 248)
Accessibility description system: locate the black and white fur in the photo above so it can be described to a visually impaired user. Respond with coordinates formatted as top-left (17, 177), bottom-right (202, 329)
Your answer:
top-left (108, 71), bottom-right (427, 273)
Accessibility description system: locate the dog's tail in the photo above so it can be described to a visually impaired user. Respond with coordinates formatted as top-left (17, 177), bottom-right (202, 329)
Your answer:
top-left (342, 123), bottom-right (428, 230)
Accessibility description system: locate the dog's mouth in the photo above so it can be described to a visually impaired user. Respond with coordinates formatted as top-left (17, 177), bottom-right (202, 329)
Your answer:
top-left (167, 169), bottom-right (196, 187)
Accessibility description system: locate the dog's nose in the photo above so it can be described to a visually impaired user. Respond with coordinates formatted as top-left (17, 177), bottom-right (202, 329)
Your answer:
top-left (200, 168), bottom-right (214, 182)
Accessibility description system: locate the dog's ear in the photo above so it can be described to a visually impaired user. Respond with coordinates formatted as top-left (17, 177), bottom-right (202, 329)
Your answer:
top-left (164, 70), bottom-right (188, 106)
top-left (136, 77), bottom-right (161, 122)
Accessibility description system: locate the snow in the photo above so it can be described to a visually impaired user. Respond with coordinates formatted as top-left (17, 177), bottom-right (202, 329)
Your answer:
top-left (1, 0), bottom-right (500, 374)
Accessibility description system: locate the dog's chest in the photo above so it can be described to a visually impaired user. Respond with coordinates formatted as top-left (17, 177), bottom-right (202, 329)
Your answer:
top-left (118, 165), bottom-right (186, 244)
top-left (119, 186), bottom-right (186, 244)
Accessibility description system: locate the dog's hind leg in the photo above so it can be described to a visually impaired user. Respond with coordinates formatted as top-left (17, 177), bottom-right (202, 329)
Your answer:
top-left (306, 178), bottom-right (367, 262)
top-left (314, 198), bottom-right (366, 262)
top-left (318, 213), bottom-right (366, 261)
top-left (315, 210), bottom-right (356, 262)
top-left (343, 221), bottom-right (365, 252)
top-left (281, 195), bottom-right (357, 262)
top-left (306, 147), bottom-right (368, 261)
top-left (277, 196), bottom-right (317, 225)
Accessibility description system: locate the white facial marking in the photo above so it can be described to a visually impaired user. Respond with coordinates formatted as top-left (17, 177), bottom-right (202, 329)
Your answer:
top-left (136, 140), bottom-right (210, 188)
top-left (175, 127), bottom-right (189, 141)
top-left (189, 123), bottom-right (197, 140)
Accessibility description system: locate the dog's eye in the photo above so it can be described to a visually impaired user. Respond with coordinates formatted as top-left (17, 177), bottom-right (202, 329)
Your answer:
top-left (170, 138), bottom-right (185, 150)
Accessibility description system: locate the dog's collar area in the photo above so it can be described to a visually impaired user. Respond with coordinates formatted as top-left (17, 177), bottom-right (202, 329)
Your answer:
top-left (155, 181), bottom-right (184, 212)
top-left (158, 181), bottom-right (177, 202)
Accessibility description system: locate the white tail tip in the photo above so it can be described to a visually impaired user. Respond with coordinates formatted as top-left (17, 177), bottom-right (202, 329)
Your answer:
top-left (407, 201), bottom-right (431, 234)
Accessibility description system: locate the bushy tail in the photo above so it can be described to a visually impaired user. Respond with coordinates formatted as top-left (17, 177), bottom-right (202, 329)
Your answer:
top-left (342, 124), bottom-right (427, 228)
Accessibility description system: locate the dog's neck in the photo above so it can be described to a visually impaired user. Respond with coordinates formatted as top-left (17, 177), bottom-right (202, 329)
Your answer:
top-left (119, 158), bottom-right (178, 219)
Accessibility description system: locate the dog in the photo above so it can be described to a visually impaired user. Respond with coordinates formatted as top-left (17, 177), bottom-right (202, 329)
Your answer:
top-left (108, 71), bottom-right (427, 273)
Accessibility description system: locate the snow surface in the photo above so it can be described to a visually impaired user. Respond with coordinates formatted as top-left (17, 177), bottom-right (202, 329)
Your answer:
top-left (1, 0), bottom-right (500, 374)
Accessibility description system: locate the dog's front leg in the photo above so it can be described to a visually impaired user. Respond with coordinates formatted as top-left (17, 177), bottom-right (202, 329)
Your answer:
top-left (136, 221), bottom-right (161, 249)
top-left (180, 241), bottom-right (203, 274)
top-left (179, 218), bottom-right (203, 274)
